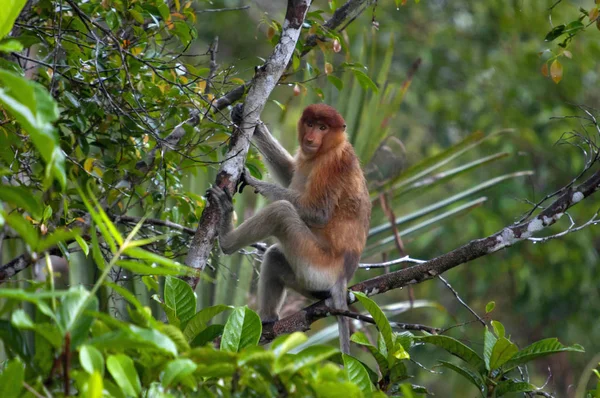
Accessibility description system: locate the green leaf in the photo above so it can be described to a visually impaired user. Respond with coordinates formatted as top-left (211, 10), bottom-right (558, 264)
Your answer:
top-left (183, 304), bottom-right (232, 341)
top-left (544, 24), bottom-right (565, 41)
top-left (350, 332), bottom-right (389, 375)
top-left (0, 185), bottom-right (42, 219)
top-left (327, 75), bottom-right (344, 91)
top-left (57, 287), bottom-right (98, 347)
top-left (491, 320), bottom-right (505, 338)
top-left (0, 70), bottom-right (65, 188)
top-left (438, 360), bottom-right (485, 396)
top-left (0, 358), bottom-right (24, 397)
top-left (11, 309), bottom-right (61, 348)
top-left (0, 38), bottom-right (23, 52)
top-left (80, 345), bottom-right (105, 376)
top-left (75, 235), bottom-right (90, 256)
top-left (352, 69), bottom-right (378, 92)
top-left (485, 301), bottom-right (496, 314)
top-left (220, 306), bottom-right (262, 352)
top-left (483, 326), bottom-right (497, 371)
top-left (313, 381), bottom-right (363, 398)
top-left (164, 276), bottom-right (196, 326)
top-left (276, 345), bottom-right (338, 374)
top-left (106, 354), bottom-right (142, 397)
top-left (4, 212), bottom-right (39, 250)
top-left (82, 371), bottom-right (103, 398)
top-left (271, 332), bottom-right (308, 357)
top-left (343, 354), bottom-right (374, 392)
top-left (417, 335), bottom-right (485, 370)
top-left (489, 337), bottom-right (519, 370)
top-left (503, 338), bottom-right (584, 371)
top-left (0, 0), bottom-right (27, 39)
top-left (190, 324), bottom-right (224, 347)
top-left (89, 325), bottom-right (178, 356)
top-left (37, 227), bottom-right (80, 252)
top-left (353, 292), bottom-right (406, 360)
top-left (161, 359), bottom-right (197, 388)
top-left (495, 380), bottom-right (536, 396)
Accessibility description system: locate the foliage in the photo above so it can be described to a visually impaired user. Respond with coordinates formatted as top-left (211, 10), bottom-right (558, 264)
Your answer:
top-left (1, 0), bottom-right (600, 396)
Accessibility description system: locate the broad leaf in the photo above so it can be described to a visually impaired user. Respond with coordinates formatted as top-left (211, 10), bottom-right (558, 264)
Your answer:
top-left (220, 306), bottom-right (261, 352)
top-left (161, 358), bottom-right (197, 387)
top-left (164, 276), bottom-right (196, 326)
top-left (503, 338), bottom-right (584, 371)
top-left (417, 335), bottom-right (485, 370)
top-left (106, 354), bottom-right (142, 397)
top-left (343, 354), bottom-right (374, 392)
top-left (438, 360), bottom-right (485, 396)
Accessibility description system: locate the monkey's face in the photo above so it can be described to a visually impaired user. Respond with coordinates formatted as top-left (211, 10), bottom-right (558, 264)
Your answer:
top-left (300, 120), bottom-right (329, 156)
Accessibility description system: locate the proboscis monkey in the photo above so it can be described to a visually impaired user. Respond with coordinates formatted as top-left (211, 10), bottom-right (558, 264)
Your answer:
top-left (210, 104), bottom-right (371, 353)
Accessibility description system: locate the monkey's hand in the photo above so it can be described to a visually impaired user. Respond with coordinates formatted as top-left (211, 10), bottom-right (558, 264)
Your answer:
top-left (238, 168), bottom-right (261, 195)
top-left (230, 103), bottom-right (244, 126)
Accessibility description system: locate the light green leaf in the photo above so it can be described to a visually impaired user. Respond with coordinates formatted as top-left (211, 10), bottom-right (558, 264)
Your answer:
top-left (164, 276), bottom-right (196, 326)
top-left (343, 354), bottom-right (374, 392)
top-left (161, 359), bottom-right (197, 388)
top-left (0, 358), bottom-right (24, 397)
top-left (271, 332), bottom-right (308, 357)
top-left (489, 337), bottom-right (519, 370)
top-left (106, 354), bottom-right (141, 397)
top-left (0, 185), bottom-right (42, 219)
top-left (276, 345), bottom-right (338, 375)
top-left (0, 0), bottom-right (27, 39)
top-left (0, 39), bottom-right (23, 52)
top-left (80, 345), bottom-right (105, 376)
top-left (221, 306), bottom-right (262, 352)
top-left (0, 70), bottom-right (65, 188)
top-left (483, 326), bottom-right (497, 371)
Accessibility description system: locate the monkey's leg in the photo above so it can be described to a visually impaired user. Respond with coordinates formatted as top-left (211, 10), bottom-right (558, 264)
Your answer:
top-left (218, 200), bottom-right (319, 255)
top-left (327, 279), bottom-right (351, 354)
top-left (258, 245), bottom-right (296, 322)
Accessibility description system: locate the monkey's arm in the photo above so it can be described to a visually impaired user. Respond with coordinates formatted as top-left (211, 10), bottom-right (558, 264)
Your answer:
top-left (253, 123), bottom-right (295, 187)
top-left (230, 104), bottom-right (294, 187)
top-left (243, 172), bottom-right (335, 227)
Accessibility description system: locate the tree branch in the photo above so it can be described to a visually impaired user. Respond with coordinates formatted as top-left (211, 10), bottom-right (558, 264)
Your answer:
top-left (260, 168), bottom-right (600, 343)
top-left (184, 0), bottom-right (313, 282)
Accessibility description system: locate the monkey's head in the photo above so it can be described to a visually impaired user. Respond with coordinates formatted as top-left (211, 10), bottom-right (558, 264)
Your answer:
top-left (298, 104), bottom-right (346, 157)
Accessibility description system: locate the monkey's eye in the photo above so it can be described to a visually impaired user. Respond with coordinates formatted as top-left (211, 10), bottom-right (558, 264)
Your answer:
top-left (307, 122), bottom-right (313, 127)
top-left (319, 125), bottom-right (327, 131)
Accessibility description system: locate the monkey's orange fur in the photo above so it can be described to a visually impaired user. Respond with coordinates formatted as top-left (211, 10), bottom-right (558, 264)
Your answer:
top-left (291, 104), bottom-right (371, 276)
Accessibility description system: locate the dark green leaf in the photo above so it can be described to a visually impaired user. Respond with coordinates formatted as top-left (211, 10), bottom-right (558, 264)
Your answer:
top-left (503, 338), bottom-right (584, 371)
top-left (438, 361), bottom-right (485, 396)
top-left (417, 335), bottom-right (485, 370)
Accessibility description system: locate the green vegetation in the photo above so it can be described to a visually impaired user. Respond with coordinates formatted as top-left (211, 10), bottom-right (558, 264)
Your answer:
top-left (1, 0), bottom-right (600, 396)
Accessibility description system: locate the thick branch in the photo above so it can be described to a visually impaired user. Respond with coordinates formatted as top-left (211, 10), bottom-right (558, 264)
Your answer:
top-left (260, 168), bottom-right (600, 343)
top-left (184, 0), bottom-right (313, 281)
